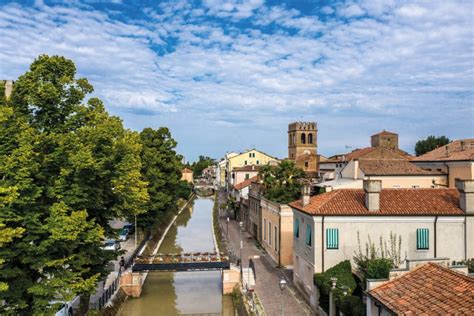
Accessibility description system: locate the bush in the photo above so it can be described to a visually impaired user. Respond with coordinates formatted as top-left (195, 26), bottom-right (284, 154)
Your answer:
top-left (339, 295), bottom-right (366, 316)
top-left (366, 258), bottom-right (392, 279)
top-left (314, 260), bottom-right (357, 312)
top-left (175, 180), bottom-right (193, 199)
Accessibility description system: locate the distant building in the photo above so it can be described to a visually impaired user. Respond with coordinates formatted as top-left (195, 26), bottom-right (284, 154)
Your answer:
top-left (181, 168), bottom-right (193, 183)
top-left (288, 121), bottom-right (318, 174)
top-left (371, 130), bottom-right (399, 150)
top-left (317, 158), bottom-right (447, 190)
top-left (248, 181), bottom-right (264, 242)
top-left (1, 80), bottom-right (13, 100)
top-left (366, 260), bottom-right (473, 315)
top-left (231, 165), bottom-right (260, 187)
top-left (412, 139), bottom-right (474, 188)
top-left (230, 175), bottom-right (257, 203)
top-left (289, 179), bottom-right (474, 309)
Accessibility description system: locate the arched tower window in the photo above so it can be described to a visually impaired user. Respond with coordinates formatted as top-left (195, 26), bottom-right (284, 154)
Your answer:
top-left (308, 133), bottom-right (313, 144)
top-left (301, 133), bottom-right (306, 144)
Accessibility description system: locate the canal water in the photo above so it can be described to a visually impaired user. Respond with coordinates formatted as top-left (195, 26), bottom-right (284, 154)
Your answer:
top-left (119, 197), bottom-right (234, 315)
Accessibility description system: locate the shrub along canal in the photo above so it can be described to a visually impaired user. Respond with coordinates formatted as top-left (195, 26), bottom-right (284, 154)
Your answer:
top-left (119, 197), bottom-right (234, 315)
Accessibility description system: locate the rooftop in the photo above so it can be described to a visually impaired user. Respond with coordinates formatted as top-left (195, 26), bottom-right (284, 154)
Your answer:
top-left (182, 167), bottom-right (193, 173)
top-left (358, 159), bottom-right (445, 176)
top-left (368, 263), bottom-right (474, 314)
top-left (233, 165), bottom-right (261, 172)
top-left (289, 188), bottom-right (464, 216)
top-left (371, 130), bottom-right (398, 136)
top-left (328, 146), bottom-right (411, 163)
top-left (233, 175), bottom-right (259, 190)
top-left (412, 139), bottom-right (474, 162)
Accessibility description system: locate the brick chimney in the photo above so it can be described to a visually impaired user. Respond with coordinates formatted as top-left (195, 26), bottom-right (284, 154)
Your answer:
top-left (363, 180), bottom-right (381, 212)
top-left (302, 183), bottom-right (311, 207)
top-left (456, 179), bottom-right (474, 214)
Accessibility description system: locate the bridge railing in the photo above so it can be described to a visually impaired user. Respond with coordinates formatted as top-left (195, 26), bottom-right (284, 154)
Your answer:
top-left (135, 252), bottom-right (230, 264)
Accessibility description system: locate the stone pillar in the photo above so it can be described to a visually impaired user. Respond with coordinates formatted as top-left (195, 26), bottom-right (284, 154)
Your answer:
top-left (120, 272), bottom-right (142, 297)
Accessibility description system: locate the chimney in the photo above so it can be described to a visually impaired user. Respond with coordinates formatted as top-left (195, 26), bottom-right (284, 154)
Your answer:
top-left (363, 180), bottom-right (382, 212)
top-left (302, 183), bottom-right (311, 207)
top-left (456, 179), bottom-right (474, 214)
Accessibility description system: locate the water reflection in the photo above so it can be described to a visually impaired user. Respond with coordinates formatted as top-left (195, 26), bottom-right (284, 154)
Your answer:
top-left (120, 197), bottom-right (234, 315)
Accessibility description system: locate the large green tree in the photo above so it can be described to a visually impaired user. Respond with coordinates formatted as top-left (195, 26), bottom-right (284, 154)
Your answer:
top-left (259, 160), bottom-right (305, 204)
top-left (189, 155), bottom-right (214, 177)
top-left (415, 135), bottom-right (450, 156)
top-left (139, 127), bottom-right (185, 227)
top-left (0, 55), bottom-right (148, 314)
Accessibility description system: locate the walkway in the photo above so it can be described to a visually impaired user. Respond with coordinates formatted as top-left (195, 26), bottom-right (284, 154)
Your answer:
top-left (217, 191), bottom-right (313, 316)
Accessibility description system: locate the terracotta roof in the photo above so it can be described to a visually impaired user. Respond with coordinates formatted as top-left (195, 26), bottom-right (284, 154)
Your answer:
top-left (289, 188), bottom-right (464, 216)
top-left (330, 147), bottom-right (411, 163)
top-left (368, 263), bottom-right (474, 314)
top-left (294, 153), bottom-right (317, 162)
top-left (182, 168), bottom-right (193, 173)
top-left (233, 165), bottom-right (261, 172)
top-left (358, 159), bottom-right (446, 176)
top-left (233, 175), bottom-right (259, 190)
top-left (412, 139), bottom-right (474, 162)
top-left (372, 130), bottom-right (398, 136)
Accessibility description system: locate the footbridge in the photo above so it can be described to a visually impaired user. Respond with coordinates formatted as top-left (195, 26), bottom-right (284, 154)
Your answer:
top-left (132, 252), bottom-right (230, 272)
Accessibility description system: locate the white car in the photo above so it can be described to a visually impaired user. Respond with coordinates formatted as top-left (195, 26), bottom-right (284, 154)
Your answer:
top-left (102, 239), bottom-right (120, 251)
top-left (52, 296), bottom-right (79, 316)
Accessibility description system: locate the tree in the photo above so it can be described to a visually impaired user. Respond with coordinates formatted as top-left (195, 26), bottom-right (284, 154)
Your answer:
top-left (415, 136), bottom-right (450, 156)
top-left (0, 55), bottom-right (149, 313)
top-left (189, 155), bottom-right (214, 177)
top-left (259, 160), bottom-right (305, 204)
top-left (139, 127), bottom-right (184, 227)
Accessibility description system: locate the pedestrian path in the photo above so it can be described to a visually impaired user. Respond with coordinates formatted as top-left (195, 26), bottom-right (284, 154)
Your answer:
top-left (217, 191), bottom-right (312, 316)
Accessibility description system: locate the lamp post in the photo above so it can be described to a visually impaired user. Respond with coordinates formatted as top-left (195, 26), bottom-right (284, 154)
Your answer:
top-left (279, 277), bottom-right (287, 316)
top-left (226, 217), bottom-right (229, 238)
top-left (134, 214), bottom-right (137, 248)
top-left (329, 277), bottom-right (338, 316)
top-left (239, 221), bottom-right (243, 270)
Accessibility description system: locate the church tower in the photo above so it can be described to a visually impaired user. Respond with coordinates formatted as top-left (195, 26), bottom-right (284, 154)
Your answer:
top-left (288, 121), bottom-right (317, 160)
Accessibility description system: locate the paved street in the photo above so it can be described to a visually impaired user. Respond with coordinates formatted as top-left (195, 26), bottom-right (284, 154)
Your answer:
top-left (218, 191), bottom-right (312, 316)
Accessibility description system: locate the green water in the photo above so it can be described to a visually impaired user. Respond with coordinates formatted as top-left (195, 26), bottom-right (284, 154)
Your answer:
top-left (119, 197), bottom-right (234, 316)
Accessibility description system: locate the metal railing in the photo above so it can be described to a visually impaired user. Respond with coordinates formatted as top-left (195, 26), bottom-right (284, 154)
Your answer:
top-left (97, 272), bottom-right (121, 310)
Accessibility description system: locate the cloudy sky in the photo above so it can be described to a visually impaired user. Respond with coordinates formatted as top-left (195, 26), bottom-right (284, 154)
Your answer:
top-left (0, 0), bottom-right (473, 161)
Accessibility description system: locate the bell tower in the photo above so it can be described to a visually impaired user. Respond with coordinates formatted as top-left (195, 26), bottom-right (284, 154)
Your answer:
top-left (288, 122), bottom-right (317, 159)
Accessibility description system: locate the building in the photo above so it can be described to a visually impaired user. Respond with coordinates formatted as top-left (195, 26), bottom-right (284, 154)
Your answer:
top-left (288, 122), bottom-right (318, 173)
top-left (230, 165), bottom-right (260, 187)
top-left (366, 260), bottom-right (474, 315)
top-left (289, 179), bottom-right (474, 309)
top-left (316, 158), bottom-right (447, 190)
top-left (1, 80), bottom-right (13, 100)
top-left (217, 152), bottom-right (238, 188)
top-left (260, 196), bottom-right (294, 267)
top-left (226, 149), bottom-right (278, 189)
top-left (371, 130), bottom-right (399, 150)
top-left (181, 168), bottom-right (193, 183)
top-left (319, 131), bottom-right (411, 181)
top-left (248, 181), bottom-right (264, 242)
top-left (230, 175), bottom-right (257, 203)
top-left (412, 139), bottom-right (474, 188)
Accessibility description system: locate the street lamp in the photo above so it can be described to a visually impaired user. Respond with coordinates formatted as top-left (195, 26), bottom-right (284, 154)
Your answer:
top-left (239, 222), bottom-right (243, 270)
top-left (279, 277), bottom-right (287, 316)
top-left (329, 277), bottom-right (338, 316)
top-left (226, 217), bottom-right (229, 238)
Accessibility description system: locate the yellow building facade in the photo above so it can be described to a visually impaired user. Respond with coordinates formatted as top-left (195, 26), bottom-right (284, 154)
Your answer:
top-left (226, 149), bottom-right (278, 188)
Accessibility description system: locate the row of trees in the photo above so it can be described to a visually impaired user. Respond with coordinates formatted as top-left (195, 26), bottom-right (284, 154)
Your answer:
top-left (0, 55), bottom-right (189, 314)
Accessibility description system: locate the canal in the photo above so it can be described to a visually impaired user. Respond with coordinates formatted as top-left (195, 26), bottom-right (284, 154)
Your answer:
top-left (119, 197), bottom-right (235, 315)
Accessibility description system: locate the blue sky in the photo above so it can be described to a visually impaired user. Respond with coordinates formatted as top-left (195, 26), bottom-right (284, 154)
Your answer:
top-left (0, 0), bottom-right (473, 162)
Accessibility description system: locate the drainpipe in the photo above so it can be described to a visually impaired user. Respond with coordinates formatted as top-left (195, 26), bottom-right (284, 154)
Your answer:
top-left (464, 216), bottom-right (467, 261)
top-left (278, 208), bottom-right (282, 267)
top-left (321, 216), bottom-right (325, 272)
top-left (434, 216), bottom-right (437, 258)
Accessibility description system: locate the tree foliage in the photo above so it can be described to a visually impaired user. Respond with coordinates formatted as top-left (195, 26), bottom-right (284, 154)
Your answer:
top-left (189, 155), bottom-right (214, 177)
top-left (139, 127), bottom-right (185, 227)
top-left (0, 55), bottom-right (149, 313)
top-left (415, 135), bottom-right (450, 156)
top-left (259, 160), bottom-right (305, 204)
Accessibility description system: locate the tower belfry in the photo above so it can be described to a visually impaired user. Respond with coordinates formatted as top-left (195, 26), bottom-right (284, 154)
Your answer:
top-left (288, 121), bottom-right (317, 159)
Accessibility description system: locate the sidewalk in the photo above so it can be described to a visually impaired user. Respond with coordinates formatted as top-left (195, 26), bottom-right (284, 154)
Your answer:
top-left (218, 191), bottom-right (312, 316)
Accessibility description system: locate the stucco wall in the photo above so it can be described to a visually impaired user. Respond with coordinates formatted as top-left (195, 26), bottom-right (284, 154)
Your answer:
top-left (233, 170), bottom-right (259, 185)
top-left (412, 161), bottom-right (473, 188)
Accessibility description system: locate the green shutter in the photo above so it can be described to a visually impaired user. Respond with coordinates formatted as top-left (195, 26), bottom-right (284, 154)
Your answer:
top-left (326, 228), bottom-right (339, 249)
top-left (294, 219), bottom-right (299, 238)
top-left (305, 224), bottom-right (312, 247)
top-left (416, 228), bottom-right (429, 250)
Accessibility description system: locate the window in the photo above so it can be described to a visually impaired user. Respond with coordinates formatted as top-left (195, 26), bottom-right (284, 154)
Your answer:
top-left (256, 160), bottom-right (259, 165)
top-left (301, 133), bottom-right (306, 144)
top-left (269, 222), bottom-right (272, 245)
top-left (245, 173), bottom-right (250, 180)
top-left (326, 228), bottom-right (339, 249)
top-left (264, 219), bottom-right (267, 241)
top-left (417, 228), bottom-right (429, 250)
top-left (308, 133), bottom-right (313, 144)
top-left (294, 218), bottom-right (299, 238)
top-left (274, 226), bottom-right (278, 251)
top-left (249, 153), bottom-right (252, 158)
top-left (305, 224), bottom-right (312, 247)
top-left (304, 162), bottom-right (309, 168)
top-left (244, 160), bottom-right (247, 165)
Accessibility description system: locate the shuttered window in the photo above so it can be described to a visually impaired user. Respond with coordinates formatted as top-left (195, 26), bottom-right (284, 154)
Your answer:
top-left (416, 228), bottom-right (429, 250)
top-left (294, 219), bottom-right (299, 238)
top-left (326, 228), bottom-right (339, 250)
top-left (305, 224), bottom-right (312, 247)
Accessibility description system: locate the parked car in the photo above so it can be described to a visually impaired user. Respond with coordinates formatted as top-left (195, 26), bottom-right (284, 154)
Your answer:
top-left (102, 239), bottom-right (120, 251)
top-left (52, 296), bottom-right (79, 316)
top-left (123, 223), bottom-right (134, 234)
top-left (118, 228), bottom-right (129, 241)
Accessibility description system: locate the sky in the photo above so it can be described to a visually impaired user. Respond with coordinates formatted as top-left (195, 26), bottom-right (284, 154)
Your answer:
top-left (0, 0), bottom-right (473, 162)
